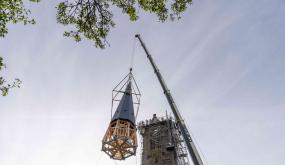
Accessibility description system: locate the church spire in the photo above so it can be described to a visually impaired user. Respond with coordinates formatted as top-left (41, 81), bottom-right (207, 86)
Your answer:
top-left (111, 81), bottom-right (135, 124)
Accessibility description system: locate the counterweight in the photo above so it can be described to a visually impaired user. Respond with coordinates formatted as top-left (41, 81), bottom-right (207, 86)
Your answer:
top-left (135, 34), bottom-right (204, 165)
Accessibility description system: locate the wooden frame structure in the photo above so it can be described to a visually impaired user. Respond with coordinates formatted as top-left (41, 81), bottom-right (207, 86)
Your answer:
top-left (102, 119), bottom-right (137, 160)
top-left (102, 69), bottom-right (141, 160)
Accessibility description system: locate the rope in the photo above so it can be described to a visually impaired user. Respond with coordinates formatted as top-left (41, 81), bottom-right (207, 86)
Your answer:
top-left (130, 36), bottom-right (136, 69)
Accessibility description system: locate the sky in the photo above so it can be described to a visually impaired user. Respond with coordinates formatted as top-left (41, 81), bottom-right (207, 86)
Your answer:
top-left (0, 0), bottom-right (285, 165)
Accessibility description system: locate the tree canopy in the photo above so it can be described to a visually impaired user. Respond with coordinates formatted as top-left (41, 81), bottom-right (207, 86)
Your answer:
top-left (0, 0), bottom-right (192, 96)
top-left (0, 0), bottom-right (39, 37)
top-left (0, 0), bottom-right (39, 96)
top-left (56, 0), bottom-right (192, 48)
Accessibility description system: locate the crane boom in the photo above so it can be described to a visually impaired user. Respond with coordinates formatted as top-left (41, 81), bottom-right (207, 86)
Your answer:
top-left (135, 34), bottom-right (204, 165)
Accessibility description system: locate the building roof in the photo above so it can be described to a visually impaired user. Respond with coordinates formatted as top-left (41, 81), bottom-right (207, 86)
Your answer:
top-left (111, 81), bottom-right (135, 124)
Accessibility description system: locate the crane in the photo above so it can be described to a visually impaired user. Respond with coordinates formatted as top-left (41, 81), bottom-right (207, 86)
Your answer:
top-left (135, 34), bottom-right (204, 165)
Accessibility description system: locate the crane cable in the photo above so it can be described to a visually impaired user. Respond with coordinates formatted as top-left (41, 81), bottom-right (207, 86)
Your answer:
top-left (110, 37), bottom-right (139, 120)
top-left (131, 36), bottom-right (140, 165)
top-left (129, 36), bottom-right (142, 121)
top-left (130, 36), bottom-right (137, 69)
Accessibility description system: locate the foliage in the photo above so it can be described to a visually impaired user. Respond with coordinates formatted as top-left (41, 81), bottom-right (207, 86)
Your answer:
top-left (0, 0), bottom-right (40, 37)
top-left (0, 0), bottom-right (38, 96)
top-left (0, 0), bottom-right (192, 96)
top-left (57, 0), bottom-right (192, 48)
top-left (0, 57), bottom-right (22, 96)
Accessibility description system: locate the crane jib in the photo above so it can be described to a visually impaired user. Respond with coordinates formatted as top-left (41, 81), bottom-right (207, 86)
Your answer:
top-left (135, 34), bottom-right (204, 165)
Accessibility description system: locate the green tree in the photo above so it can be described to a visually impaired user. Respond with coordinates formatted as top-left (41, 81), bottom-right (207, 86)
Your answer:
top-left (0, 57), bottom-right (22, 96)
top-left (0, 0), bottom-right (39, 96)
top-left (56, 0), bottom-right (192, 48)
top-left (0, 0), bottom-right (40, 37)
top-left (1, 0), bottom-right (192, 96)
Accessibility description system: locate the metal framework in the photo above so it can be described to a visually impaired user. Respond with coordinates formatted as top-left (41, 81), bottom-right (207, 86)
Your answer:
top-left (102, 69), bottom-right (141, 160)
top-left (138, 114), bottom-right (190, 165)
top-left (135, 34), bottom-right (204, 165)
top-left (110, 69), bottom-right (141, 121)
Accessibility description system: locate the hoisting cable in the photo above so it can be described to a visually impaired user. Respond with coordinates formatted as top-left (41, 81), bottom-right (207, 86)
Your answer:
top-left (130, 36), bottom-right (137, 69)
top-left (110, 36), bottom-right (141, 122)
top-left (129, 36), bottom-right (142, 121)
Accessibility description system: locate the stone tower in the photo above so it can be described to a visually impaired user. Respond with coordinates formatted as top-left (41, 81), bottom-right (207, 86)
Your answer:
top-left (138, 114), bottom-right (190, 165)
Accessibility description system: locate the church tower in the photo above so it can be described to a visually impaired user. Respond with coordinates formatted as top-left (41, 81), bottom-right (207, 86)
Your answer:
top-left (138, 114), bottom-right (190, 165)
